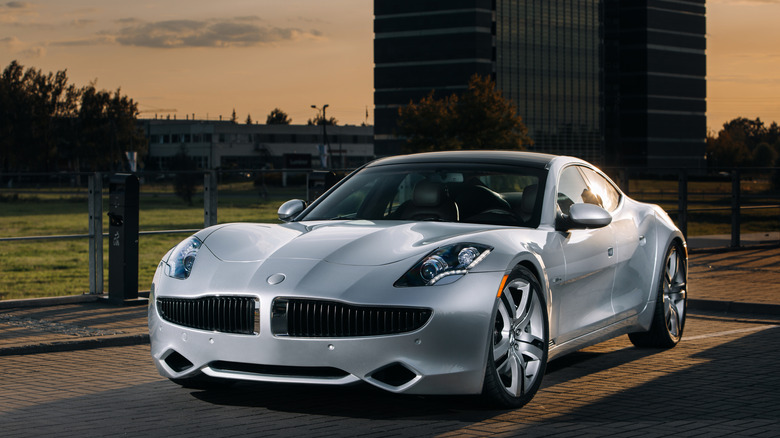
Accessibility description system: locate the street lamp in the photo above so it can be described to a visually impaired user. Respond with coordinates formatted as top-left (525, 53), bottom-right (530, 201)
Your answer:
top-left (311, 104), bottom-right (331, 169)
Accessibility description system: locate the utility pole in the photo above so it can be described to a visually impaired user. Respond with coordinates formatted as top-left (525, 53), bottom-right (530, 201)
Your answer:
top-left (311, 104), bottom-right (331, 168)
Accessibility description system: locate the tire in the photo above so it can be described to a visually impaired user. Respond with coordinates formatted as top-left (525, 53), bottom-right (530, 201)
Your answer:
top-left (482, 266), bottom-right (549, 408)
top-left (629, 241), bottom-right (687, 348)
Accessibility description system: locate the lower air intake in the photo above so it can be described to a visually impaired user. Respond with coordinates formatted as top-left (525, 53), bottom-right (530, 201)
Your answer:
top-left (210, 361), bottom-right (349, 379)
top-left (370, 363), bottom-right (417, 387)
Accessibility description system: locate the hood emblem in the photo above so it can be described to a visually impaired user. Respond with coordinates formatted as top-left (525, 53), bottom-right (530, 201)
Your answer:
top-left (267, 273), bottom-right (286, 285)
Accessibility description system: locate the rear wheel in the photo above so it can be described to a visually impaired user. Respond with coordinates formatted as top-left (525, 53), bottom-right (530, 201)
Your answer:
top-left (629, 241), bottom-right (687, 348)
top-left (482, 266), bottom-right (548, 408)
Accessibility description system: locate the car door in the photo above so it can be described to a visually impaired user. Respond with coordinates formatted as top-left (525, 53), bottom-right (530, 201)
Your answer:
top-left (579, 167), bottom-right (656, 320)
top-left (550, 165), bottom-right (617, 344)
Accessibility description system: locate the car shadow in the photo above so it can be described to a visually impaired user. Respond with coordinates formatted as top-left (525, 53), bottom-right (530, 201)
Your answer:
top-left (188, 339), bottom-right (665, 420)
top-left (190, 380), bottom-right (500, 420)
top-left (530, 327), bottom-right (780, 425)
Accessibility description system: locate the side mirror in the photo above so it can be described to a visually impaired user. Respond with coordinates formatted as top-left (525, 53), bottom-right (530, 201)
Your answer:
top-left (278, 199), bottom-right (306, 222)
top-left (557, 203), bottom-right (612, 231)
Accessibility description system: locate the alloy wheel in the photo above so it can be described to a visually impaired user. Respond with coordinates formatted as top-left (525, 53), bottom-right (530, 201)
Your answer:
top-left (663, 246), bottom-right (687, 341)
top-left (492, 278), bottom-right (546, 398)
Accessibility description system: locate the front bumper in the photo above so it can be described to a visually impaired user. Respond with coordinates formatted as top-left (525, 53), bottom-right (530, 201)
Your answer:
top-left (149, 257), bottom-right (503, 395)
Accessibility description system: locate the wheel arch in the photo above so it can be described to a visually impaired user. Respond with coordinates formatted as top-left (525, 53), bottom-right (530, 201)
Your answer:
top-left (480, 253), bottom-right (551, 407)
top-left (505, 253), bottom-right (552, 325)
top-left (637, 220), bottom-right (687, 331)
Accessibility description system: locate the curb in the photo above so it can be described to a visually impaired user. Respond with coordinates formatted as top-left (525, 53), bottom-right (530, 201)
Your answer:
top-left (0, 294), bottom-right (99, 310)
top-left (688, 242), bottom-right (780, 254)
top-left (0, 293), bottom-right (150, 310)
top-left (688, 299), bottom-right (780, 316)
top-left (0, 334), bottom-right (150, 357)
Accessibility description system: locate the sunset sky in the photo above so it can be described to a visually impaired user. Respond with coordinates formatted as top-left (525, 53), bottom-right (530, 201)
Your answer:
top-left (2, 0), bottom-right (779, 131)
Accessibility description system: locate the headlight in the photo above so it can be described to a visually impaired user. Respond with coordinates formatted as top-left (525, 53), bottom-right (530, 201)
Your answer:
top-left (163, 236), bottom-right (202, 280)
top-left (395, 243), bottom-right (492, 287)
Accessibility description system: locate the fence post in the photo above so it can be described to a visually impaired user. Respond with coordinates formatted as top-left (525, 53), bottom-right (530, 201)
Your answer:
top-left (88, 172), bottom-right (103, 294)
top-left (204, 170), bottom-right (218, 227)
top-left (731, 170), bottom-right (741, 248)
top-left (678, 169), bottom-right (688, 240)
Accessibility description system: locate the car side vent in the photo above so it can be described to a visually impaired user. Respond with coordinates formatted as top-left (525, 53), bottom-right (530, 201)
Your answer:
top-left (164, 351), bottom-right (194, 372)
top-left (272, 298), bottom-right (432, 337)
top-left (157, 296), bottom-right (259, 335)
top-left (370, 363), bottom-right (417, 387)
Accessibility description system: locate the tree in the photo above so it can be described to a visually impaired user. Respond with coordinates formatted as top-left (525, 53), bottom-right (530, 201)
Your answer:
top-left (0, 60), bottom-right (146, 172)
top-left (170, 145), bottom-right (199, 206)
top-left (707, 116), bottom-right (780, 168)
top-left (396, 74), bottom-right (532, 153)
top-left (266, 108), bottom-right (291, 125)
top-left (76, 84), bottom-right (147, 171)
top-left (0, 60), bottom-right (80, 172)
top-left (707, 127), bottom-right (751, 167)
top-left (245, 114), bottom-right (253, 125)
top-left (395, 91), bottom-right (460, 151)
top-left (752, 142), bottom-right (777, 168)
top-left (307, 114), bottom-right (338, 126)
top-left (230, 108), bottom-right (238, 123)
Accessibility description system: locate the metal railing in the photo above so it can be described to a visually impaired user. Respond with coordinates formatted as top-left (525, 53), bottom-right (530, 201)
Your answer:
top-left (1, 167), bottom-right (779, 297)
top-left (0, 169), bottom-right (317, 295)
top-left (609, 167), bottom-right (780, 248)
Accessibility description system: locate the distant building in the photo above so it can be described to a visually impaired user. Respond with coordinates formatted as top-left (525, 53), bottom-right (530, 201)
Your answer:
top-left (141, 120), bottom-right (374, 171)
top-left (374, 0), bottom-right (706, 169)
top-left (604, 1), bottom-right (707, 169)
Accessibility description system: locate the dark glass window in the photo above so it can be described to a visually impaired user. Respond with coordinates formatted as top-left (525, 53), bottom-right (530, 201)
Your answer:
top-left (303, 163), bottom-right (547, 228)
top-left (495, 0), bottom-right (603, 163)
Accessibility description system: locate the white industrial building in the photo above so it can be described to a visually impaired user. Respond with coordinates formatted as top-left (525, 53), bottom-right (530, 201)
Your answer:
top-left (141, 120), bottom-right (374, 171)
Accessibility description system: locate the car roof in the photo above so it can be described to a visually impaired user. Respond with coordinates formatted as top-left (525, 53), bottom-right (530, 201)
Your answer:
top-left (365, 150), bottom-right (558, 170)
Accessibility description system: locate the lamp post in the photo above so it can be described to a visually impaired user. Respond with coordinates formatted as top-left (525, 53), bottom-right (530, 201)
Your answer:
top-left (311, 104), bottom-right (330, 169)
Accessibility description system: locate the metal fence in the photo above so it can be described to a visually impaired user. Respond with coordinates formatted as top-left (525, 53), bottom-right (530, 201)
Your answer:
top-left (606, 167), bottom-right (780, 247)
top-left (1, 167), bottom-right (779, 298)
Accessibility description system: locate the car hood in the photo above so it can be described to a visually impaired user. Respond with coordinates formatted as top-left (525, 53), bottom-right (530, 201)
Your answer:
top-left (200, 220), bottom-right (495, 266)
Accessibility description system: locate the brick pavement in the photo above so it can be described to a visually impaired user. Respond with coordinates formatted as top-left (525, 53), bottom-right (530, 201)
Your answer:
top-left (0, 299), bottom-right (148, 355)
top-left (0, 246), bottom-right (779, 436)
top-left (688, 246), bottom-right (780, 306)
top-left (0, 313), bottom-right (777, 437)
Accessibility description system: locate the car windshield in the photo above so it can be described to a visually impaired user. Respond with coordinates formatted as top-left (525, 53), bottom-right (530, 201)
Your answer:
top-left (301, 162), bottom-right (547, 228)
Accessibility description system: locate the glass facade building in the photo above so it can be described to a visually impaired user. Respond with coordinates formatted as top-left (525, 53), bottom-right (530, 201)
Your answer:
top-left (374, 0), bottom-right (494, 156)
top-left (495, 0), bottom-right (602, 162)
top-left (374, 0), bottom-right (706, 169)
top-left (604, 0), bottom-right (706, 169)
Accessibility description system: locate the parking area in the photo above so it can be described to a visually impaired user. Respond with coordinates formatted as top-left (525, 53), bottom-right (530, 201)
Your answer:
top-left (1, 246), bottom-right (780, 437)
top-left (0, 311), bottom-right (777, 437)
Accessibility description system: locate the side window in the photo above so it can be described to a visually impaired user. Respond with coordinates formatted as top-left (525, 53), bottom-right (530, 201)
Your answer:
top-left (580, 167), bottom-right (621, 212)
top-left (557, 166), bottom-right (590, 215)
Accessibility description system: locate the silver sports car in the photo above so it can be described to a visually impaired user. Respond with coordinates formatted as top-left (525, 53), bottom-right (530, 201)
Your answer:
top-left (149, 151), bottom-right (687, 408)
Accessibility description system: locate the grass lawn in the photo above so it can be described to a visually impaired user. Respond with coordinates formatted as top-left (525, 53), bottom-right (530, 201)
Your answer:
top-left (1, 177), bottom-right (778, 300)
top-left (0, 185), bottom-right (298, 300)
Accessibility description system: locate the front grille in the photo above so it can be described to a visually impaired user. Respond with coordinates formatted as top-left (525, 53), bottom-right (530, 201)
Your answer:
top-left (157, 296), bottom-right (258, 335)
top-left (272, 298), bottom-right (432, 337)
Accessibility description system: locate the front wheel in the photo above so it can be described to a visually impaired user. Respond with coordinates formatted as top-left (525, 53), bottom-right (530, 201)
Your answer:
top-left (629, 241), bottom-right (687, 348)
top-left (482, 266), bottom-right (548, 408)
